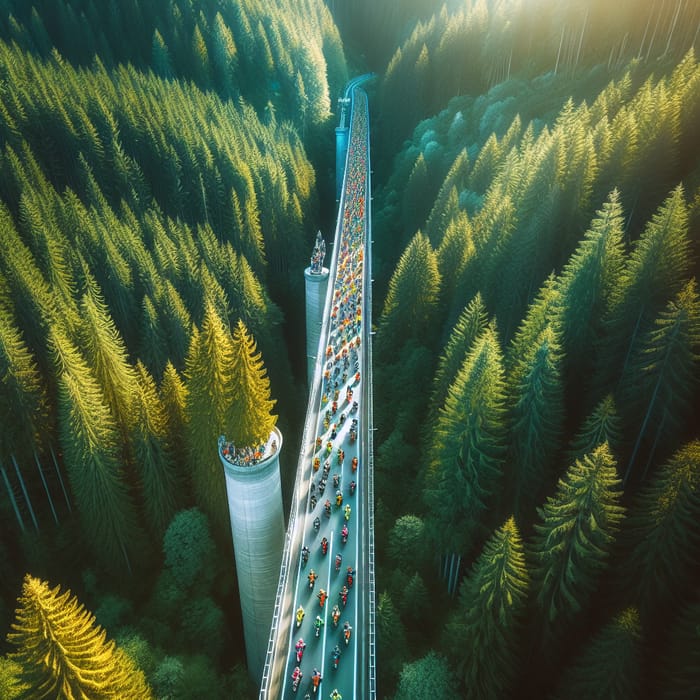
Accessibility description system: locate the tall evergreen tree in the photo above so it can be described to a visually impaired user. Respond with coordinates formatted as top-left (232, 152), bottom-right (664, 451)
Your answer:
top-left (376, 231), bottom-right (441, 359)
top-left (620, 441), bottom-right (700, 615)
top-left (52, 328), bottom-right (142, 570)
top-left (446, 517), bottom-right (529, 699)
top-left (552, 607), bottom-right (642, 700)
top-left (567, 394), bottom-right (622, 461)
top-left (423, 324), bottom-right (507, 554)
top-left (160, 361), bottom-right (188, 482)
top-left (620, 278), bottom-right (700, 483)
top-left (184, 303), bottom-right (234, 535)
top-left (508, 324), bottom-right (564, 522)
top-left (131, 361), bottom-right (179, 537)
top-left (531, 444), bottom-right (625, 641)
top-left (7, 574), bottom-right (152, 699)
top-left (227, 319), bottom-right (277, 447)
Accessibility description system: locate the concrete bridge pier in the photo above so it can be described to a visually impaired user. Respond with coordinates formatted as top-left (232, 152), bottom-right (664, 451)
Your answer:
top-left (219, 429), bottom-right (285, 684)
top-left (304, 264), bottom-right (329, 387)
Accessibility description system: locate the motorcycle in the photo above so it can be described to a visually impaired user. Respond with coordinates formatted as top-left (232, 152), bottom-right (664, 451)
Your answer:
top-left (321, 537), bottom-right (328, 555)
top-left (313, 517), bottom-right (321, 532)
top-left (311, 669), bottom-right (322, 693)
top-left (296, 607), bottom-right (305, 628)
top-left (343, 622), bottom-right (352, 646)
top-left (344, 505), bottom-right (351, 521)
top-left (301, 547), bottom-right (310, 566)
top-left (295, 639), bottom-right (306, 663)
top-left (349, 480), bottom-right (356, 496)
top-left (341, 525), bottom-right (348, 544)
top-left (335, 553), bottom-right (342, 572)
top-left (291, 666), bottom-right (303, 693)
top-left (347, 567), bottom-right (354, 588)
top-left (324, 500), bottom-right (331, 518)
top-left (331, 605), bottom-right (341, 627)
top-left (310, 495), bottom-right (317, 510)
top-left (331, 645), bottom-right (341, 670)
top-left (317, 589), bottom-right (327, 608)
top-left (314, 615), bottom-right (324, 638)
top-left (308, 570), bottom-right (317, 590)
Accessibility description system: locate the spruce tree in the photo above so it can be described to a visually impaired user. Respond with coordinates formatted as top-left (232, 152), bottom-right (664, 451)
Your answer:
top-left (567, 394), bottom-right (622, 461)
top-left (621, 441), bottom-right (700, 615)
top-left (7, 575), bottom-right (152, 699)
top-left (446, 517), bottom-right (529, 699)
top-left (227, 319), bottom-right (277, 447)
top-left (552, 607), bottom-right (642, 700)
top-left (52, 329), bottom-right (141, 570)
top-left (531, 444), bottom-right (624, 639)
top-left (508, 324), bottom-right (564, 522)
top-left (423, 324), bottom-right (507, 554)
top-left (131, 362), bottom-right (179, 537)
top-left (184, 303), bottom-right (234, 535)
top-left (376, 231), bottom-right (441, 359)
top-left (621, 278), bottom-right (700, 483)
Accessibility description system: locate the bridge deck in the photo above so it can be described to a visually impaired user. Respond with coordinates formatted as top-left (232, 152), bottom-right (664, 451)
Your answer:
top-left (260, 77), bottom-right (375, 700)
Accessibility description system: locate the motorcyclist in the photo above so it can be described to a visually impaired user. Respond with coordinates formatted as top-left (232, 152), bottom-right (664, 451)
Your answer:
top-left (292, 665), bottom-right (302, 684)
top-left (308, 569), bottom-right (317, 589)
top-left (313, 457), bottom-right (320, 471)
top-left (346, 567), bottom-right (355, 588)
top-left (344, 504), bottom-right (351, 521)
top-left (343, 621), bottom-right (352, 646)
top-left (321, 537), bottom-right (328, 555)
top-left (351, 456), bottom-right (358, 473)
top-left (314, 615), bottom-right (324, 637)
top-left (335, 490), bottom-right (343, 507)
top-left (311, 668), bottom-right (322, 692)
top-left (331, 645), bottom-right (341, 669)
top-left (349, 480), bottom-right (356, 495)
top-left (295, 638), bottom-right (306, 662)
top-left (330, 690), bottom-right (342, 700)
top-left (317, 588), bottom-right (327, 608)
top-left (339, 586), bottom-right (348, 607)
top-left (335, 553), bottom-right (342, 571)
top-left (331, 605), bottom-right (341, 627)
top-left (337, 448), bottom-right (344, 465)
top-left (313, 516), bottom-right (321, 532)
top-left (332, 473), bottom-right (340, 488)
top-left (341, 524), bottom-right (349, 543)
top-left (318, 478), bottom-right (326, 496)
top-left (296, 606), bottom-right (305, 627)
top-left (324, 500), bottom-right (332, 518)
top-left (310, 495), bottom-right (317, 510)
top-left (351, 400), bottom-right (358, 413)
top-left (301, 546), bottom-right (310, 565)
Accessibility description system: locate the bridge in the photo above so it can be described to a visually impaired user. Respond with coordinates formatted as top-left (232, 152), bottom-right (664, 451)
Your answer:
top-left (260, 76), bottom-right (376, 700)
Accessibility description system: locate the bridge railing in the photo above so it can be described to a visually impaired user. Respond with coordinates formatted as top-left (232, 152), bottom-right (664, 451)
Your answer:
top-left (259, 87), bottom-right (354, 700)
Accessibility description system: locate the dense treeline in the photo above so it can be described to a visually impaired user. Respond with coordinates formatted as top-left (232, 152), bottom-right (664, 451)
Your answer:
top-left (372, 41), bottom-right (700, 700)
top-left (0, 1), bottom-right (347, 696)
top-left (0, 0), bottom-right (346, 130)
top-left (372, 0), bottom-right (700, 160)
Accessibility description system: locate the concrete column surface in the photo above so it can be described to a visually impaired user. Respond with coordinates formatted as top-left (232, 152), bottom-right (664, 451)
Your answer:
top-left (220, 428), bottom-right (285, 684)
top-left (304, 266), bottom-right (329, 387)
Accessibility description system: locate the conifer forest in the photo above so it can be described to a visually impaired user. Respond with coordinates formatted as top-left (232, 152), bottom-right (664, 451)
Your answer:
top-left (1, 1), bottom-right (699, 698)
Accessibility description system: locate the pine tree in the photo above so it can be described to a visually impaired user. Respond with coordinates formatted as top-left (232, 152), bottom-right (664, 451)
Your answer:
top-left (555, 190), bottom-right (625, 373)
top-left (621, 278), bottom-right (700, 483)
top-left (531, 444), bottom-right (624, 638)
top-left (621, 441), bottom-right (700, 615)
top-left (552, 607), bottom-right (642, 700)
top-left (227, 319), bottom-right (277, 447)
top-left (508, 324), bottom-right (564, 522)
top-left (376, 231), bottom-right (441, 359)
top-left (598, 186), bottom-right (691, 394)
top-left (568, 394), bottom-right (622, 461)
top-left (7, 575), bottom-right (152, 699)
top-left (131, 362), bottom-right (179, 537)
top-left (427, 292), bottom-right (488, 430)
top-left (184, 303), bottom-right (234, 535)
top-left (151, 29), bottom-right (173, 79)
top-left (52, 328), bottom-right (141, 570)
top-left (160, 361), bottom-right (188, 480)
top-left (423, 325), bottom-right (507, 554)
top-left (446, 517), bottom-right (529, 699)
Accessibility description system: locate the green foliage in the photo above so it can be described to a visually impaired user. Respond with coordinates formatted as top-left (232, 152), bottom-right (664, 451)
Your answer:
top-left (7, 574), bottom-right (152, 698)
top-left (0, 657), bottom-right (27, 699)
top-left (394, 651), bottom-right (458, 700)
top-left (387, 515), bottom-right (428, 573)
top-left (424, 325), bottom-right (507, 554)
top-left (162, 508), bottom-right (217, 592)
top-left (655, 599), bottom-right (700, 698)
top-left (621, 441), bottom-right (700, 614)
top-left (567, 395), bottom-right (622, 461)
top-left (376, 591), bottom-right (409, 689)
top-left (552, 607), bottom-right (642, 700)
top-left (376, 231), bottom-right (441, 358)
top-left (531, 444), bottom-right (625, 633)
top-left (446, 517), bottom-right (529, 699)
